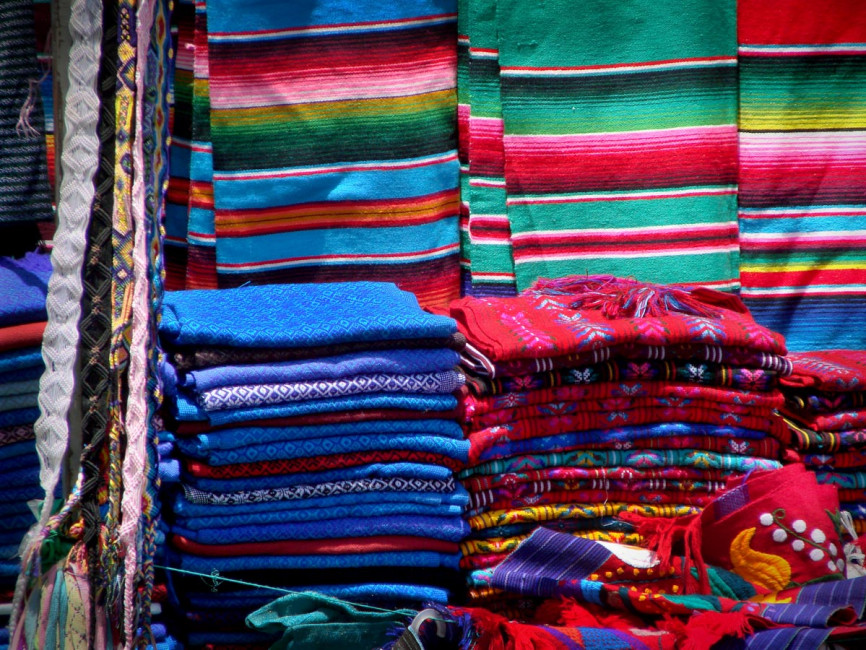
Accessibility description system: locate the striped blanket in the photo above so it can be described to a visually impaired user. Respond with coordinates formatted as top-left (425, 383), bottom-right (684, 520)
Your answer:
top-left (738, 0), bottom-right (866, 351)
top-left (204, 0), bottom-right (461, 308)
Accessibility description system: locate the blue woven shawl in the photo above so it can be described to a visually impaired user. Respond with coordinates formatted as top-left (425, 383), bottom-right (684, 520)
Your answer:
top-left (182, 348), bottom-right (460, 391)
top-left (159, 282), bottom-right (457, 348)
top-left (179, 433), bottom-right (469, 466)
top-left (172, 514), bottom-right (469, 544)
top-left (0, 251), bottom-right (51, 326)
top-left (178, 419), bottom-right (464, 457)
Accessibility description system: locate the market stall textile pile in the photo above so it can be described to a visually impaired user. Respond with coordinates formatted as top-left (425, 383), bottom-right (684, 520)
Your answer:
top-left (0, 251), bottom-right (51, 603)
top-left (782, 350), bottom-right (866, 535)
top-left (159, 282), bottom-right (470, 648)
top-left (449, 275), bottom-right (790, 614)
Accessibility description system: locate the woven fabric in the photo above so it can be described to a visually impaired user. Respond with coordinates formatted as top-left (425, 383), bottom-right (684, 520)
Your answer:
top-left (198, 371), bottom-right (464, 411)
top-left (160, 282), bottom-right (456, 348)
top-left (0, 322), bottom-right (46, 353)
top-left (173, 533), bottom-right (458, 557)
top-left (463, 341), bottom-right (792, 379)
top-left (204, 0), bottom-right (461, 309)
top-left (0, 348), bottom-right (43, 374)
top-left (738, 0), bottom-right (866, 351)
top-left (783, 350), bottom-right (866, 391)
top-left (181, 348), bottom-right (459, 392)
top-left (450, 281), bottom-right (786, 363)
top-left (495, 0), bottom-right (738, 291)
top-left (183, 477), bottom-right (457, 505)
top-left (0, 252), bottom-right (51, 327)
top-left (0, 0), bottom-right (54, 225)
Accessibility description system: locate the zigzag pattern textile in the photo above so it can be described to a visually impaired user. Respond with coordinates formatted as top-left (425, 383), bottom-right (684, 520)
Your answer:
top-left (158, 282), bottom-right (469, 647)
top-left (449, 275), bottom-right (790, 612)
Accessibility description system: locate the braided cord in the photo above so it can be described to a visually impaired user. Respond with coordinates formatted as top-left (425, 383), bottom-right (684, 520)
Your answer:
top-left (11, 0), bottom-right (103, 631)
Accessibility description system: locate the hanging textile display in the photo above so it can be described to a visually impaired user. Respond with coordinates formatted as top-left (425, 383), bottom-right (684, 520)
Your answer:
top-left (737, 0), bottom-right (866, 351)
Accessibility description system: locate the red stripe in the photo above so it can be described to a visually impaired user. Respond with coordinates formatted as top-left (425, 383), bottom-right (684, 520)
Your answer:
top-left (512, 236), bottom-right (737, 257)
top-left (739, 0), bottom-right (866, 45)
top-left (741, 268), bottom-right (866, 288)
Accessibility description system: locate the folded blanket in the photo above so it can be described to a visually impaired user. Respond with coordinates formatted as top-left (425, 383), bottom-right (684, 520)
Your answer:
top-left (0, 322), bottom-right (45, 354)
top-left (177, 419), bottom-right (464, 457)
top-left (174, 501), bottom-right (464, 531)
top-left (179, 432), bottom-right (469, 466)
top-left (168, 332), bottom-right (466, 371)
top-left (805, 450), bottom-right (866, 470)
top-left (172, 390), bottom-right (458, 425)
top-left (459, 449), bottom-right (781, 479)
top-left (0, 379), bottom-right (39, 397)
top-left (172, 514), bottom-right (469, 544)
top-left (469, 359), bottom-right (780, 395)
top-left (785, 417), bottom-right (866, 453)
top-left (0, 348), bottom-right (42, 374)
top-left (0, 439), bottom-right (36, 461)
top-left (462, 341), bottom-right (792, 378)
top-left (170, 549), bottom-right (462, 573)
top-left (172, 534), bottom-right (460, 557)
top-left (183, 477), bottom-right (458, 505)
top-left (173, 486), bottom-right (469, 517)
top-left (479, 432), bottom-right (780, 465)
top-left (184, 448), bottom-right (466, 478)
top-left (198, 371), bottom-right (465, 411)
top-left (783, 350), bottom-right (866, 391)
top-left (179, 348), bottom-right (460, 392)
top-left (0, 365), bottom-right (43, 385)
top-left (788, 390), bottom-right (866, 414)
top-left (160, 283), bottom-right (457, 348)
top-left (450, 277), bottom-right (786, 362)
top-left (0, 392), bottom-right (37, 413)
top-left (173, 406), bottom-right (462, 436)
top-left (815, 471), bottom-right (866, 490)
top-left (0, 252), bottom-right (51, 327)
top-left (185, 461), bottom-right (455, 493)
top-left (789, 408), bottom-right (866, 433)
top-left (467, 411), bottom-right (786, 461)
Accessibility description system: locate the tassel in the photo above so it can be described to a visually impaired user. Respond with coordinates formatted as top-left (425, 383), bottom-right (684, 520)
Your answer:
top-left (530, 275), bottom-right (749, 319)
top-left (680, 610), bottom-right (754, 650)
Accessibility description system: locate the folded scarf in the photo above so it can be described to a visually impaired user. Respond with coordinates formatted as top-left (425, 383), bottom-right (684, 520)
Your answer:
top-left (468, 478), bottom-right (727, 512)
top-left (174, 484), bottom-right (469, 518)
top-left (172, 391), bottom-right (458, 426)
top-left (467, 411), bottom-right (787, 461)
top-left (184, 447), bottom-right (467, 478)
top-left (0, 392), bottom-right (38, 413)
top-left (185, 462), bottom-right (455, 493)
top-left (459, 449), bottom-right (781, 479)
top-left (172, 406), bottom-right (462, 436)
top-left (468, 503), bottom-right (699, 532)
top-left (469, 359), bottom-right (780, 396)
top-left (198, 371), bottom-right (465, 411)
top-left (783, 350), bottom-right (866, 391)
top-left (451, 278), bottom-right (786, 363)
top-left (170, 549), bottom-right (461, 573)
top-left (0, 251), bottom-right (51, 327)
top-left (171, 514), bottom-right (469, 544)
top-left (463, 466), bottom-right (735, 493)
top-left (174, 501), bottom-right (464, 531)
top-left (0, 322), bottom-right (45, 354)
top-left (160, 283), bottom-right (457, 348)
top-left (183, 477), bottom-right (458, 505)
top-left (463, 381), bottom-right (784, 420)
top-left (177, 419), bottom-right (464, 457)
top-left (179, 348), bottom-right (460, 392)
top-left (180, 432), bottom-right (469, 466)
top-left (168, 333), bottom-right (466, 372)
top-left (463, 341), bottom-right (792, 378)
top-left (478, 433), bottom-right (779, 465)
top-left (0, 348), bottom-right (42, 374)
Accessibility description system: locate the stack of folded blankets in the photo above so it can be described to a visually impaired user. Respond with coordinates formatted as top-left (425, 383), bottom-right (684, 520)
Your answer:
top-left (159, 282), bottom-right (470, 648)
top-left (781, 350), bottom-right (866, 536)
top-left (448, 275), bottom-right (791, 613)
top-left (0, 251), bottom-right (52, 608)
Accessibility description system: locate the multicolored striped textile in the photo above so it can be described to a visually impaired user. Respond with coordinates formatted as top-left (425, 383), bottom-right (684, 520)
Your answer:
top-left (494, 0), bottom-right (740, 291)
top-left (198, 0), bottom-right (460, 308)
top-left (738, 0), bottom-right (866, 351)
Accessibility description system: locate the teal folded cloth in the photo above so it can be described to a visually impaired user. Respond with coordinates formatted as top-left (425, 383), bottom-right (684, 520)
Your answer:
top-left (246, 591), bottom-right (416, 650)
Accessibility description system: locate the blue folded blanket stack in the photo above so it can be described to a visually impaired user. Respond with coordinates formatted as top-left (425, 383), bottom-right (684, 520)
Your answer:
top-left (158, 282), bottom-right (469, 648)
